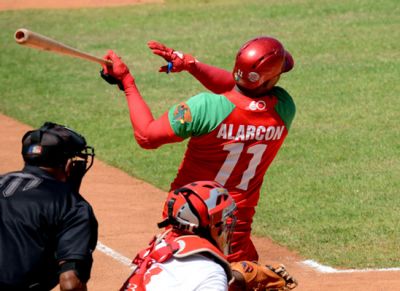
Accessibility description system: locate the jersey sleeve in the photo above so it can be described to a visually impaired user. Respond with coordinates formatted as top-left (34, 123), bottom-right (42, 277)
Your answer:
top-left (272, 86), bottom-right (296, 130)
top-left (123, 81), bottom-right (184, 149)
top-left (168, 92), bottom-right (235, 139)
top-left (56, 195), bottom-right (98, 262)
top-left (189, 62), bottom-right (235, 94)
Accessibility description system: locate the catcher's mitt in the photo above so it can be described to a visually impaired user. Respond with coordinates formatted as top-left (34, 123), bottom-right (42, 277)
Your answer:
top-left (229, 261), bottom-right (298, 291)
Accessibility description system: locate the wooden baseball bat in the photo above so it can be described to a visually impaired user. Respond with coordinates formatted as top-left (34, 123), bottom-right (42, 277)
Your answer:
top-left (14, 28), bottom-right (112, 66)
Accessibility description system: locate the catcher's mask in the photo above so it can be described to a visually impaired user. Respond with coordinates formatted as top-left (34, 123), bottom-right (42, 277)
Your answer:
top-left (21, 121), bottom-right (95, 191)
top-left (158, 181), bottom-right (237, 255)
top-left (232, 36), bottom-right (294, 92)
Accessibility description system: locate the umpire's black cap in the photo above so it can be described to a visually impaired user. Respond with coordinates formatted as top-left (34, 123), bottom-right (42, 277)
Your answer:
top-left (21, 122), bottom-right (88, 167)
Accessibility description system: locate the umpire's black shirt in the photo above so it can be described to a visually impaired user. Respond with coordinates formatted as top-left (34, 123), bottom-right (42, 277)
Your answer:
top-left (0, 165), bottom-right (98, 290)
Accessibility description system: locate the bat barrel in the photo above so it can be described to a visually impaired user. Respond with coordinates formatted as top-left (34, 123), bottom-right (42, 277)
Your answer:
top-left (14, 28), bottom-right (29, 44)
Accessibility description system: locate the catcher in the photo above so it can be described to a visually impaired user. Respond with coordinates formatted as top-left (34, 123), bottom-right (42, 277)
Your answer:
top-left (120, 181), bottom-right (297, 291)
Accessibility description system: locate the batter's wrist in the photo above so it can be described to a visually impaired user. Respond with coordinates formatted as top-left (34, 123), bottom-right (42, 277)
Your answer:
top-left (121, 73), bottom-right (135, 90)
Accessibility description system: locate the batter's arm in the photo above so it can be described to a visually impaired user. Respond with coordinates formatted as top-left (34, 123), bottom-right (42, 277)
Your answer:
top-left (148, 40), bottom-right (235, 94)
top-left (59, 268), bottom-right (87, 291)
top-left (100, 50), bottom-right (183, 149)
top-left (188, 62), bottom-right (235, 94)
top-left (124, 82), bottom-right (183, 149)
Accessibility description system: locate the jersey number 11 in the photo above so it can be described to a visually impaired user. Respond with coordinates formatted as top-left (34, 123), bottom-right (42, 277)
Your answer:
top-left (215, 143), bottom-right (267, 191)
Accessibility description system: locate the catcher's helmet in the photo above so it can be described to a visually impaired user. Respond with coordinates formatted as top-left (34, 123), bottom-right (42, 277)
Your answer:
top-left (21, 121), bottom-right (94, 169)
top-left (232, 36), bottom-right (294, 91)
top-left (158, 181), bottom-right (237, 254)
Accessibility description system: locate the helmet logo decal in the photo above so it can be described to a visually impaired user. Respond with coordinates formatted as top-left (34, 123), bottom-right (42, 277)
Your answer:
top-left (248, 100), bottom-right (267, 111)
top-left (234, 69), bottom-right (243, 81)
top-left (248, 72), bottom-right (260, 83)
top-left (173, 102), bottom-right (192, 124)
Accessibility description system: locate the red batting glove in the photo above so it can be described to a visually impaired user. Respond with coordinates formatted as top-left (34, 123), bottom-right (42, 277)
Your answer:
top-left (101, 50), bottom-right (134, 90)
top-left (147, 40), bottom-right (198, 73)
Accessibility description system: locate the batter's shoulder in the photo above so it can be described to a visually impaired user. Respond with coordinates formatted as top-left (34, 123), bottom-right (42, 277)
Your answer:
top-left (187, 92), bottom-right (235, 108)
top-left (170, 92), bottom-right (235, 138)
top-left (272, 86), bottom-right (295, 105)
top-left (271, 86), bottom-right (296, 130)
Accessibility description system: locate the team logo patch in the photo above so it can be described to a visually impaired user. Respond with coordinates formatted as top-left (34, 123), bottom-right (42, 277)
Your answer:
top-left (248, 100), bottom-right (267, 111)
top-left (173, 102), bottom-right (192, 124)
top-left (248, 72), bottom-right (260, 83)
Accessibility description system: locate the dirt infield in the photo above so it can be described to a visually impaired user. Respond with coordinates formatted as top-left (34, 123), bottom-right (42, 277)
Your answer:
top-left (1, 1), bottom-right (398, 290)
top-left (0, 0), bottom-right (162, 11)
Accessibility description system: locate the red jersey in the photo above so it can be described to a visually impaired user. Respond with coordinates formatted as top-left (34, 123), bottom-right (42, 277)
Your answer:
top-left (169, 88), bottom-right (294, 208)
top-left (166, 87), bottom-right (295, 261)
top-left (122, 67), bottom-right (295, 262)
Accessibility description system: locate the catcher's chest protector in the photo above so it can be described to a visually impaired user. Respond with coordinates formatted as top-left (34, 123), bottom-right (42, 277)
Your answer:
top-left (120, 234), bottom-right (232, 291)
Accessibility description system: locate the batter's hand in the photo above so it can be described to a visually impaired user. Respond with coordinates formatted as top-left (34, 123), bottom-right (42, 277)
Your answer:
top-left (101, 50), bottom-right (134, 90)
top-left (147, 40), bottom-right (197, 73)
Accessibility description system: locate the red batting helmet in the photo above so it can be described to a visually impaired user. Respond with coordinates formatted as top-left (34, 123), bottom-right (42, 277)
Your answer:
top-left (158, 181), bottom-right (237, 254)
top-left (232, 36), bottom-right (294, 91)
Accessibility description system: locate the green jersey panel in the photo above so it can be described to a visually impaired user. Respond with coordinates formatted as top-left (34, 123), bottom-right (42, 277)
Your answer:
top-left (168, 93), bottom-right (235, 139)
top-left (271, 86), bottom-right (296, 130)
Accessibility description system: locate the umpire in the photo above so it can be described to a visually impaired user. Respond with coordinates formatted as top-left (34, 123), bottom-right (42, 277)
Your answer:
top-left (0, 122), bottom-right (98, 291)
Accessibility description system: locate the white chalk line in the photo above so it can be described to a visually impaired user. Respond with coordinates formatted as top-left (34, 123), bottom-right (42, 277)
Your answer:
top-left (96, 241), bottom-right (132, 266)
top-left (96, 241), bottom-right (400, 274)
top-left (301, 259), bottom-right (400, 273)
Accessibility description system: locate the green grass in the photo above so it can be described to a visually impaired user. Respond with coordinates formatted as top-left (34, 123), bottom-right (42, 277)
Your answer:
top-left (1, 0), bottom-right (399, 268)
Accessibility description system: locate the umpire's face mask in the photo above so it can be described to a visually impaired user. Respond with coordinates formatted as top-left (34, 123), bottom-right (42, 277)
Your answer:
top-left (66, 147), bottom-right (94, 192)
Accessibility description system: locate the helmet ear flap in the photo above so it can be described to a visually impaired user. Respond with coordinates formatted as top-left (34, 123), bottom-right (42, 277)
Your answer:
top-left (167, 197), bottom-right (176, 218)
top-left (174, 187), bottom-right (210, 229)
top-left (185, 191), bottom-right (210, 228)
top-left (157, 197), bottom-right (177, 228)
top-left (158, 187), bottom-right (210, 231)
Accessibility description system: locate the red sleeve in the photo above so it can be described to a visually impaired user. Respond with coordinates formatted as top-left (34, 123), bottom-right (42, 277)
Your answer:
top-left (188, 62), bottom-right (235, 94)
top-left (123, 80), bottom-right (183, 149)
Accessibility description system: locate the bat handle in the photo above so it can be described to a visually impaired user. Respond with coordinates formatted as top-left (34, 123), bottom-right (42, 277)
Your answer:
top-left (103, 59), bottom-right (113, 66)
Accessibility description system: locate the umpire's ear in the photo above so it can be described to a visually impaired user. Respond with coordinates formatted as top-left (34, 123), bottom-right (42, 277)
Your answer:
top-left (65, 159), bottom-right (87, 193)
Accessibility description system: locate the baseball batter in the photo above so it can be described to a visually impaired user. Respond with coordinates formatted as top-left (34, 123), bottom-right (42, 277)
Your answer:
top-left (101, 36), bottom-right (295, 263)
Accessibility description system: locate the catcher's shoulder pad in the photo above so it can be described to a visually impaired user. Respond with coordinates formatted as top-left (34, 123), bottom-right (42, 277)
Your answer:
top-left (173, 235), bottom-right (232, 281)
